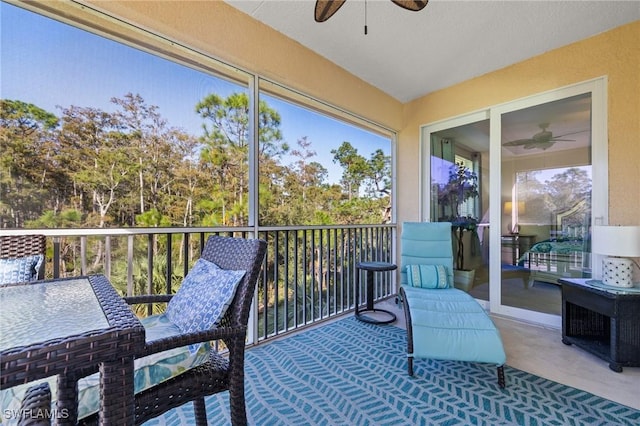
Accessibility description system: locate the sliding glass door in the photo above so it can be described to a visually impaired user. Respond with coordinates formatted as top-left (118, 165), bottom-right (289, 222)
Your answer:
top-left (422, 78), bottom-right (608, 326)
top-left (489, 79), bottom-right (608, 326)
top-left (497, 94), bottom-right (593, 320)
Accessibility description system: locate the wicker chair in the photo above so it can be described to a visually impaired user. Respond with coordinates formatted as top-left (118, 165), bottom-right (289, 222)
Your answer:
top-left (125, 235), bottom-right (267, 426)
top-left (0, 234), bottom-right (46, 280)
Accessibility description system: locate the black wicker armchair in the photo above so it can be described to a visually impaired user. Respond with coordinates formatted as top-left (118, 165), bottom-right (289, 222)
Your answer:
top-left (0, 234), bottom-right (46, 280)
top-left (125, 235), bottom-right (267, 426)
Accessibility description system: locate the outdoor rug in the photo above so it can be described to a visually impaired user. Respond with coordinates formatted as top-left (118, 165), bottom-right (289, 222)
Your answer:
top-left (144, 316), bottom-right (640, 426)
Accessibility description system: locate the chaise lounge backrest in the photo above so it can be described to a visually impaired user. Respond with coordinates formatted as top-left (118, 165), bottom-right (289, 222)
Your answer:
top-left (400, 222), bottom-right (453, 286)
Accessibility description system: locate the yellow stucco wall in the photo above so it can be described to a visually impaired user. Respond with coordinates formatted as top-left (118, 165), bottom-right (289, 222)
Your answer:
top-left (76, 2), bottom-right (640, 226)
top-left (400, 21), bottom-right (640, 227)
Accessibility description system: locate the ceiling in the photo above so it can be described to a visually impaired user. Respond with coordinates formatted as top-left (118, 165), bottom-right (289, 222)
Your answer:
top-left (224, 0), bottom-right (640, 103)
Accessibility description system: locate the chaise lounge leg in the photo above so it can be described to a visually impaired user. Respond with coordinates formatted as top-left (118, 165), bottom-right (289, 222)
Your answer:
top-left (497, 365), bottom-right (506, 388)
top-left (408, 357), bottom-right (414, 376)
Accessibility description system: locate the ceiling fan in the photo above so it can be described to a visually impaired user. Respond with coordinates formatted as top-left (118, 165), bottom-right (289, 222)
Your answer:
top-left (502, 123), bottom-right (587, 151)
top-left (314, 0), bottom-right (429, 23)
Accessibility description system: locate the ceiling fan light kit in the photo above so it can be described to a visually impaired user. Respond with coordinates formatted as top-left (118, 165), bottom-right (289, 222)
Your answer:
top-left (314, 0), bottom-right (428, 25)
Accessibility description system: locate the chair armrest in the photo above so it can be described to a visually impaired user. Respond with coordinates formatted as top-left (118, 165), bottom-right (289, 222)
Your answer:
top-left (124, 294), bottom-right (173, 305)
top-left (139, 325), bottom-right (246, 358)
top-left (125, 295), bottom-right (247, 358)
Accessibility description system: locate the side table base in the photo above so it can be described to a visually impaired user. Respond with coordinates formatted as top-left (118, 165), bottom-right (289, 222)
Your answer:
top-left (355, 308), bottom-right (396, 325)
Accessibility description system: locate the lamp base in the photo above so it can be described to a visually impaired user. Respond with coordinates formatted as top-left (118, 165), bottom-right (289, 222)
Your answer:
top-left (602, 257), bottom-right (634, 288)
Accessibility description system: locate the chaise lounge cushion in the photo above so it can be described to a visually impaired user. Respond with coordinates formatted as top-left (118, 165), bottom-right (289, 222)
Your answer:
top-left (402, 285), bottom-right (506, 365)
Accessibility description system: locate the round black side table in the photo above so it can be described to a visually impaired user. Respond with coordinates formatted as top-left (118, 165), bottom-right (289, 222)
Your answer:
top-left (355, 261), bottom-right (397, 324)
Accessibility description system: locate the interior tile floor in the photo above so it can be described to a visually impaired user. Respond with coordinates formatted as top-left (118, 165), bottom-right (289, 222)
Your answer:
top-left (376, 298), bottom-right (640, 410)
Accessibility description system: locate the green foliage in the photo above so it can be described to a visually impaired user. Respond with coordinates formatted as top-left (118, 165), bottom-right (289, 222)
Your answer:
top-left (26, 209), bottom-right (83, 228)
top-left (0, 99), bottom-right (59, 133)
top-left (0, 100), bottom-right (60, 228)
top-left (136, 209), bottom-right (171, 227)
top-left (3, 92), bottom-right (391, 230)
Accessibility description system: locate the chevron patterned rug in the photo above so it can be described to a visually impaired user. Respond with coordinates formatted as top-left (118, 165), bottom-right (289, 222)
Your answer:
top-left (144, 316), bottom-right (640, 425)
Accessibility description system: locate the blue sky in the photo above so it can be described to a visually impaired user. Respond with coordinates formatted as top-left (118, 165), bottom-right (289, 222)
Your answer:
top-left (1, 2), bottom-right (390, 184)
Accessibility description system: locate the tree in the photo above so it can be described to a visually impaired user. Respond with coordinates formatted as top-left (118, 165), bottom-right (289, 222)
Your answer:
top-left (3, 91), bottom-right (392, 232)
top-left (544, 167), bottom-right (591, 214)
top-left (170, 133), bottom-right (207, 228)
top-left (58, 104), bottom-right (126, 228)
top-left (331, 141), bottom-right (392, 223)
top-left (269, 137), bottom-right (330, 225)
top-left (0, 100), bottom-right (59, 227)
top-left (196, 92), bottom-right (287, 226)
top-left (331, 142), bottom-right (368, 200)
top-left (111, 93), bottom-right (184, 218)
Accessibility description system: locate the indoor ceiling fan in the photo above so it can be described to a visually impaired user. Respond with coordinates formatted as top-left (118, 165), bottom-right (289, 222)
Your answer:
top-left (314, 0), bottom-right (429, 23)
top-left (502, 123), bottom-right (587, 151)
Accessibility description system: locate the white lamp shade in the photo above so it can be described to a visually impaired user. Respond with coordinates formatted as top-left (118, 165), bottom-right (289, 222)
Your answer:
top-left (592, 226), bottom-right (640, 257)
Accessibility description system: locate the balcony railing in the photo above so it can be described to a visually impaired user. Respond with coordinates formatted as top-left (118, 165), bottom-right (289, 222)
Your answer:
top-left (0, 225), bottom-right (397, 344)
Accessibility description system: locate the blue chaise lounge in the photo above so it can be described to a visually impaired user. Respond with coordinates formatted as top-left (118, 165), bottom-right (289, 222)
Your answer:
top-left (399, 221), bottom-right (507, 388)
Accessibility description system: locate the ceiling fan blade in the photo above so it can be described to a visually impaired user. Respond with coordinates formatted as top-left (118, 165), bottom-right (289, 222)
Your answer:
top-left (503, 139), bottom-right (536, 147)
top-left (550, 138), bottom-right (576, 142)
top-left (551, 129), bottom-right (589, 139)
top-left (391, 0), bottom-right (429, 12)
top-left (315, 0), bottom-right (347, 22)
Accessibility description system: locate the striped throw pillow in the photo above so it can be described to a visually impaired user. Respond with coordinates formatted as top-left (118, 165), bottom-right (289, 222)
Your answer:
top-left (406, 264), bottom-right (450, 289)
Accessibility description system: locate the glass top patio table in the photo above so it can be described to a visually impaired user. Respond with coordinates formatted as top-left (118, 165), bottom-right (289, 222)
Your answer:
top-left (0, 278), bottom-right (109, 350)
top-left (0, 275), bottom-right (144, 425)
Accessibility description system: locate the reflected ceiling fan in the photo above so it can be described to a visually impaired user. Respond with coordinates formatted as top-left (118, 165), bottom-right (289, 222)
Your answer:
top-left (503, 123), bottom-right (587, 151)
top-left (314, 0), bottom-right (429, 23)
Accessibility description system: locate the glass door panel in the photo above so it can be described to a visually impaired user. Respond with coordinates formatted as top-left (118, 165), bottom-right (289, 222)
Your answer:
top-left (499, 93), bottom-right (592, 316)
top-left (426, 117), bottom-right (490, 301)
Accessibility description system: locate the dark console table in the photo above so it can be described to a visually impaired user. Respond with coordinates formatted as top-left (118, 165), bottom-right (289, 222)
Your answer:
top-left (559, 278), bottom-right (640, 372)
top-left (501, 234), bottom-right (535, 266)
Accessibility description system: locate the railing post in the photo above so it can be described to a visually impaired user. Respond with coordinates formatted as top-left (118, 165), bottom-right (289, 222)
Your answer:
top-left (147, 234), bottom-right (154, 317)
top-left (127, 235), bottom-right (134, 297)
top-left (80, 236), bottom-right (87, 275)
top-left (183, 233), bottom-right (190, 278)
top-left (53, 237), bottom-right (60, 279)
top-left (166, 233), bottom-right (172, 295)
top-left (105, 236), bottom-right (111, 279)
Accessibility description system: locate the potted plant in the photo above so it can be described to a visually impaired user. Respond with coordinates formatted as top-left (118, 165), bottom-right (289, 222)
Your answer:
top-left (438, 162), bottom-right (480, 290)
